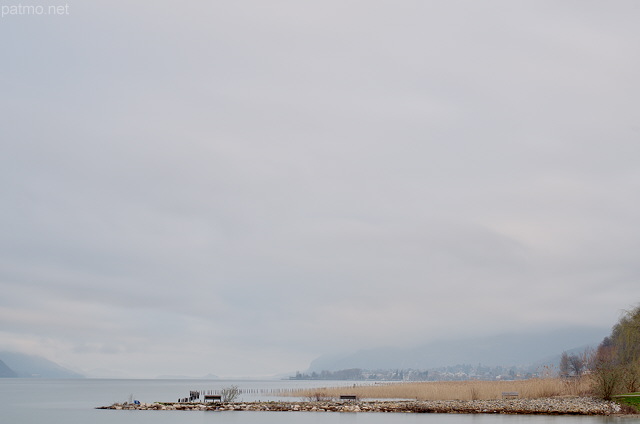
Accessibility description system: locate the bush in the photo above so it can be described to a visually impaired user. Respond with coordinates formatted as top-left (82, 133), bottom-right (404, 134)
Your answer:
top-left (305, 391), bottom-right (334, 401)
top-left (591, 365), bottom-right (622, 400)
top-left (220, 385), bottom-right (241, 402)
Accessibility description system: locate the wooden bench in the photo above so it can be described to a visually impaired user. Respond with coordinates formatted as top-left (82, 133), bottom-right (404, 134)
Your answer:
top-left (204, 395), bottom-right (222, 402)
top-left (339, 395), bottom-right (358, 401)
top-left (502, 392), bottom-right (519, 399)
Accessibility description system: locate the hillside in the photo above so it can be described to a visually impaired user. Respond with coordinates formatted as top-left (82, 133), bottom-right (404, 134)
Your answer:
top-left (0, 359), bottom-right (18, 378)
top-left (308, 327), bottom-right (607, 372)
top-left (0, 352), bottom-right (83, 379)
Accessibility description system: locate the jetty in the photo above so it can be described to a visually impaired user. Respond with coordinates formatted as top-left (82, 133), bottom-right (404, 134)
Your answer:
top-left (98, 397), bottom-right (622, 415)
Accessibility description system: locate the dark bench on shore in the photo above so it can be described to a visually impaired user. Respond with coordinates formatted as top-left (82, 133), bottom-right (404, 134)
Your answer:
top-left (502, 392), bottom-right (519, 399)
top-left (204, 395), bottom-right (222, 402)
top-left (339, 395), bottom-right (358, 401)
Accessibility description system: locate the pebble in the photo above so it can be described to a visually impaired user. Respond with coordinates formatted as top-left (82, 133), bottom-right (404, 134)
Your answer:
top-left (98, 397), bottom-right (623, 415)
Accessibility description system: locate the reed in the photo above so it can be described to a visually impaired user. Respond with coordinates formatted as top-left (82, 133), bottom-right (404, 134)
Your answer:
top-left (287, 377), bottom-right (594, 401)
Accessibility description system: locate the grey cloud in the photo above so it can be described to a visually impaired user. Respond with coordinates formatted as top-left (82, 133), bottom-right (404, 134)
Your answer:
top-left (1, 0), bottom-right (639, 377)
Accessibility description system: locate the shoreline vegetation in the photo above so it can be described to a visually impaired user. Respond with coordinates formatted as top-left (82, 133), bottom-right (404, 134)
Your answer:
top-left (287, 377), bottom-right (593, 401)
top-left (97, 378), bottom-right (635, 415)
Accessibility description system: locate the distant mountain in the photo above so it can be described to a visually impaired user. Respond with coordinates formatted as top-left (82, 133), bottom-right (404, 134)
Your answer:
top-left (0, 359), bottom-right (18, 378)
top-left (0, 352), bottom-right (84, 378)
top-left (308, 327), bottom-right (608, 372)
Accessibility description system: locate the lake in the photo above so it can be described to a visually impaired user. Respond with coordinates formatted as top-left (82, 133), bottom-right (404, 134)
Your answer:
top-left (0, 378), bottom-right (633, 424)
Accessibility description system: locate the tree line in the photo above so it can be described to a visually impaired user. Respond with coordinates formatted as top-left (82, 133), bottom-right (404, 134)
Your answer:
top-left (590, 304), bottom-right (640, 399)
top-left (559, 304), bottom-right (640, 399)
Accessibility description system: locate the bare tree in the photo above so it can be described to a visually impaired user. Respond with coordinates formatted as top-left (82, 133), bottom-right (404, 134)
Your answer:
top-left (568, 354), bottom-right (585, 376)
top-left (590, 343), bottom-right (622, 400)
top-left (559, 351), bottom-right (586, 377)
top-left (220, 385), bottom-right (241, 402)
top-left (559, 352), bottom-right (570, 377)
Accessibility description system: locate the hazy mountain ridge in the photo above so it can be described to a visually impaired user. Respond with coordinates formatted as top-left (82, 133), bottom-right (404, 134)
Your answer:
top-left (308, 327), bottom-right (607, 372)
top-left (0, 359), bottom-right (18, 377)
top-left (0, 352), bottom-right (84, 378)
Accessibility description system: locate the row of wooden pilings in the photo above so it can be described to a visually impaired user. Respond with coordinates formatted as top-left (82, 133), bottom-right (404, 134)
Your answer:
top-left (179, 387), bottom-right (302, 403)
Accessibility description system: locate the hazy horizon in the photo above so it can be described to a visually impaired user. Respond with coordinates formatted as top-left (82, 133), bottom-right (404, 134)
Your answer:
top-left (0, 324), bottom-right (610, 379)
top-left (2, 1), bottom-right (640, 378)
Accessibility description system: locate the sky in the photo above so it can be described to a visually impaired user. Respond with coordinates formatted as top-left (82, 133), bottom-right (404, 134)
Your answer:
top-left (1, 1), bottom-right (640, 378)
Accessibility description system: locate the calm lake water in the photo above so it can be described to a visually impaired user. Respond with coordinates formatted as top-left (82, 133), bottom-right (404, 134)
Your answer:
top-left (0, 379), bottom-right (634, 424)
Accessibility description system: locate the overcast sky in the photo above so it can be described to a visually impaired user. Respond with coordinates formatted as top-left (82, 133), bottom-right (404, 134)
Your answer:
top-left (1, 1), bottom-right (640, 378)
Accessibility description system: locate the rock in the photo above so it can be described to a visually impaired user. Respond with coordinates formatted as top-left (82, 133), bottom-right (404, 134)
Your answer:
top-left (97, 397), bottom-right (625, 415)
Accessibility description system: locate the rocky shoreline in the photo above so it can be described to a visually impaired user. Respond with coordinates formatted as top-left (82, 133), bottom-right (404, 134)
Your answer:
top-left (98, 397), bottom-right (623, 415)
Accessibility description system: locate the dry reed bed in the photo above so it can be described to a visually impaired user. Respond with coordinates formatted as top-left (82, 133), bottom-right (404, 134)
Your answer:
top-left (288, 378), bottom-right (593, 401)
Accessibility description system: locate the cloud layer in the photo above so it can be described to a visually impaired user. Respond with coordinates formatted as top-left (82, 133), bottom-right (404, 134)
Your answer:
top-left (1, 1), bottom-right (639, 377)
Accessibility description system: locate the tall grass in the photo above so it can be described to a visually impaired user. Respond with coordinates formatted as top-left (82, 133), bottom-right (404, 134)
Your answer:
top-left (287, 378), bottom-right (593, 401)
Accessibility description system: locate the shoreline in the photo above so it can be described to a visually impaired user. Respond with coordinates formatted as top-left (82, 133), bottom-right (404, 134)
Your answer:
top-left (98, 397), bottom-right (625, 415)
